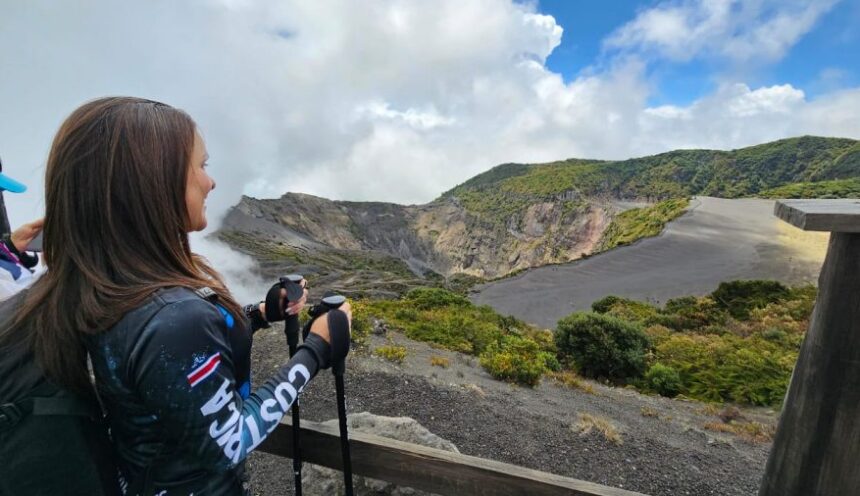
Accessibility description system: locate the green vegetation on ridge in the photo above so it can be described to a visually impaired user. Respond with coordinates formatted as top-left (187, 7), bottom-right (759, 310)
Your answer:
top-left (580, 280), bottom-right (815, 406)
top-left (759, 177), bottom-right (860, 199)
top-left (358, 287), bottom-right (558, 386)
top-left (599, 198), bottom-right (690, 251)
top-left (356, 281), bottom-right (814, 406)
top-left (444, 137), bottom-right (859, 209)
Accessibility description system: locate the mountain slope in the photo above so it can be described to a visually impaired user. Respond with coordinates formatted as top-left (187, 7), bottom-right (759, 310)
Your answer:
top-left (218, 136), bottom-right (858, 295)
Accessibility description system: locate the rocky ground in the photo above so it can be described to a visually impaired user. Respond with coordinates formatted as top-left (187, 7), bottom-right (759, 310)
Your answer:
top-left (247, 324), bottom-right (777, 496)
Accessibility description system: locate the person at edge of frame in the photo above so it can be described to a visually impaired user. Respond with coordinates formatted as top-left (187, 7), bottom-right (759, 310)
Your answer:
top-left (0, 156), bottom-right (44, 301)
top-left (0, 96), bottom-right (352, 496)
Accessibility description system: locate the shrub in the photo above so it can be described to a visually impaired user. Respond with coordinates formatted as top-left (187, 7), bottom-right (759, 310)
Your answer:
top-left (374, 345), bottom-right (407, 364)
top-left (711, 280), bottom-right (790, 320)
top-left (662, 296), bottom-right (727, 331)
top-left (644, 363), bottom-right (682, 397)
top-left (555, 312), bottom-right (650, 381)
top-left (404, 287), bottom-right (470, 310)
top-left (591, 296), bottom-right (661, 326)
top-left (643, 325), bottom-right (673, 346)
top-left (655, 333), bottom-right (796, 405)
top-left (592, 295), bottom-right (624, 314)
top-left (479, 335), bottom-right (548, 386)
top-left (540, 351), bottom-right (562, 372)
top-left (349, 300), bottom-right (373, 347)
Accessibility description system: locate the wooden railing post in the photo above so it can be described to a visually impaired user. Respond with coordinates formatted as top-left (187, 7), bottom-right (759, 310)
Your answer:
top-left (760, 200), bottom-right (860, 495)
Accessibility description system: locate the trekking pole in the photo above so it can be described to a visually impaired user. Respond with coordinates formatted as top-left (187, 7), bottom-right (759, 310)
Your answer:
top-left (266, 275), bottom-right (306, 495)
top-left (317, 294), bottom-right (354, 496)
top-left (285, 275), bottom-right (305, 496)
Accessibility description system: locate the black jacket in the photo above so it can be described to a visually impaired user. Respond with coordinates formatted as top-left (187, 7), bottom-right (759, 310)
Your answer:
top-left (87, 287), bottom-right (327, 495)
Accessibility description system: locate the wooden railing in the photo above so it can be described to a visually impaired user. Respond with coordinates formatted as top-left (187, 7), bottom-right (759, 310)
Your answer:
top-left (259, 417), bottom-right (646, 496)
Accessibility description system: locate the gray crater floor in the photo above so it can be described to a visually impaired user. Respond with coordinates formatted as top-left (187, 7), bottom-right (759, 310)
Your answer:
top-left (473, 197), bottom-right (826, 329)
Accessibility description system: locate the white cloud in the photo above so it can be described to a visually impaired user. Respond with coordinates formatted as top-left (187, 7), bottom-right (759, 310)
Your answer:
top-left (0, 0), bottom-right (858, 264)
top-left (638, 83), bottom-right (860, 151)
top-left (354, 102), bottom-right (456, 130)
top-left (605, 0), bottom-right (840, 64)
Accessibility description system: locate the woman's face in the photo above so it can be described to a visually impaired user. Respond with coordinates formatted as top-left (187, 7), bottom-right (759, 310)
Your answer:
top-left (185, 132), bottom-right (215, 232)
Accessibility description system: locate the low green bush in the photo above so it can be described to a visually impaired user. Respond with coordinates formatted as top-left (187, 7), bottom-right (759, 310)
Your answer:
top-left (360, 289), bottom-right (553, 386)
top-left (349, 300), bottom-right (373, 347)
top-left (591, 296), bottom-right (662, 326)
top-left (555, 312), bottom-right (651, 381)
top-left (711, 280), bottom-right (790, 320)
top-left (644, 363), bottom-right (682, 397)
top-left (655, 333), bottom-right (796, 405)
top-left (662, 296), bottom-right (727, 331)
top-left (404, 287), bottom-right (471, 310)
top-left (374, 345), bottom-right (407, 364)
top-left (479, 335), bottom-right (549, 386)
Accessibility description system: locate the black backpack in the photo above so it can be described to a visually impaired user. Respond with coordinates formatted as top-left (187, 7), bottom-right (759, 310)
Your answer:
top-left (0, 293), bottom-right (122, 496)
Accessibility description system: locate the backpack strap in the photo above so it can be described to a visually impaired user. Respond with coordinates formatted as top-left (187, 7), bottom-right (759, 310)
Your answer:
top-left (0, 389), bottom-right (98, 432)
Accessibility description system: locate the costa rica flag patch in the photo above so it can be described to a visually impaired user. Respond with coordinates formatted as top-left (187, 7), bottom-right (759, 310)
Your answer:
top-left (187, 352), bottom-right (221, 387)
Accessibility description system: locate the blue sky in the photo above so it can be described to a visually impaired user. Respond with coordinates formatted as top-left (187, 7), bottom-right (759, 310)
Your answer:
top-left (538, 0), bottom-right (860, 106)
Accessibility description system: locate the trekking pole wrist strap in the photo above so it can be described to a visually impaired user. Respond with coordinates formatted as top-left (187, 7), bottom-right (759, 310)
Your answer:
top-left (327, 310), bottom-right (350, 374)
top-left (298, 309), bottom-right (350, 370)
top-left (297, 333), bottom-right (332, 370)
top-left (243, 302), bottom-right (270, 330)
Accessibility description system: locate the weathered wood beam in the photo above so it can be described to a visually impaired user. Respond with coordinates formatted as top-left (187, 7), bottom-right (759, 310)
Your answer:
top-left (761, 200), bottom-right (860, 495)
top-left (259, 417), bottom-right (647, 496)
top-left (774, 199), bottom-right (860, 232)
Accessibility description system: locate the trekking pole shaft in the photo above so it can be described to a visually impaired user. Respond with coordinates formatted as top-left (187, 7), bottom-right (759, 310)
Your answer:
top-left (286, 315), bottom-right (302, 496)
top-left (335, 372), bottom-right (353, 496)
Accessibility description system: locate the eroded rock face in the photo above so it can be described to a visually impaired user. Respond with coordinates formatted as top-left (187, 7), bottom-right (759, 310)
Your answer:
top-left (301, 412), bottom-right (458, 496)
top-left (221, 193), bottom-right (615, 281)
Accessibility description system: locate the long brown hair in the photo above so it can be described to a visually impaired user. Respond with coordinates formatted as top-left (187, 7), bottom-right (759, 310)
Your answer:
top-left (2, 97), bottom-right (241, 392)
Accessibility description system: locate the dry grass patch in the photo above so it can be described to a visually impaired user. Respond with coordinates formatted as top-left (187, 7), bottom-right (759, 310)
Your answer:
top-left (374, 345), bottom-right (408, 364)
top-left (640, 406), bottom-right (659, 418)
top-left (547, 371), bottom-right (596, 394)
top-left (429, 356), bottom-right (451, 368)
top-left (704, 421), bottom-right (775, 444)
top-left (463, 383), bottom-right (486, 398)
top-left (574, 413), bottom-right (623, 445)
top-left (697, 404), bottom-right (722, 416)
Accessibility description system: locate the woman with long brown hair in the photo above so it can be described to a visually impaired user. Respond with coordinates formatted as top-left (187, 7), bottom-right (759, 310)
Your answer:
top-left (0, 97), bottom-right (351, 495)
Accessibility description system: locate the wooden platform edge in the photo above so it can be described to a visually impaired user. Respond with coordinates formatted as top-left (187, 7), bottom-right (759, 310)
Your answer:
top-left (774, 199), bottom-right (860, 232)
top-left (258, 417), bottom-right (648, 496)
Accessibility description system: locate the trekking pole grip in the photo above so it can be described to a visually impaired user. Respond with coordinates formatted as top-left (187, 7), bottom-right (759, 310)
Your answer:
top-left (282, 274), bottom-right (304, 350)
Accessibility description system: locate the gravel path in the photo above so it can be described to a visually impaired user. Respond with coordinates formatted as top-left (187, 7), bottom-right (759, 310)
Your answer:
top-left (473, 197), bottom-right (826, 329)
top-left (247, 326), bottom-right (776, 496)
